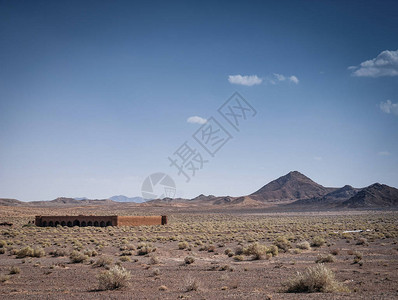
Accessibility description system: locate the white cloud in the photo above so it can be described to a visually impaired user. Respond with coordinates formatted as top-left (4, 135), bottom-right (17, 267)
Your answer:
top-left (187, 116), bottom-right (207, 124)
top-left (289, 75), bottom-right (299, 84)
top-left (274, 73), bottom-right (286, 81)
top-left (378, 151), bottom-right (391, 156)
top-left (228, 74), bottom-right (262, 86)
top-left (270, 73), bottom-right (299, 85)
top-left (350, 50), bottom-right (398, 77)
top-left (380, 100), bottom-right (398, 116)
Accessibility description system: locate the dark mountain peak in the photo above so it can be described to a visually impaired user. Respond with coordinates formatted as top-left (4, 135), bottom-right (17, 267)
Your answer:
top-left (250, 171), bottom-right (329, 201)
top-left (341, 183), bottom-right (398, 208)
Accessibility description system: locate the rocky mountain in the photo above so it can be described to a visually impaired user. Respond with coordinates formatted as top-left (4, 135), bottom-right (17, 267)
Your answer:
top-left (249, 171), bottom-right (334, 202)
top-left (341, 183), bottom-right (398, 208)
top-left (0, 198), bottom-right (23, 206)
top-left (290, 185), bottom-right (360, 207)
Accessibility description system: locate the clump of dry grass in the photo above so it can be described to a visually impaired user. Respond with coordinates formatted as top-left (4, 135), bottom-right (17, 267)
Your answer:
top-left (274, 236), bottom-right (291, 252)
top-left (184, 256), bottom-right (195, 265)
top-left (284, 264), bottom-right (348, 293)
top-left (49, 249), bottom-right (67, 257)
top-left (311, 236), bottom-right (326, 247)
top-left (16, 247), bottom-right (45, 258)
top-left (94, 256), bottom-right (112, 268)
top-left (97, 265), bottom-right (131, 290)
top-left (0, 275), bottom-right (10, 283)
top-left (243, 243), bottom-right (269, 260)
top-left (9, 266), bottom-right (21, 274)
top-left (69, 251), bottom-right (89, 263)
top-left (178, 241), bottom-right (189, 249)
top-left (296, 241), bottom-right (311, 250)
top-left (316, 254), bottom-right (335, 263)
top-left (184, 276), bottom-right (200, 292)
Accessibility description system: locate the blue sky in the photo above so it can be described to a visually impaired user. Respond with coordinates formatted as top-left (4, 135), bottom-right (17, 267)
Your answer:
top-left (0, 0), bottom-right (397, 201)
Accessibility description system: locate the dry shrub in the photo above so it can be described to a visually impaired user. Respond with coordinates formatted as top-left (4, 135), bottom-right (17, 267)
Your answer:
top-left (184, 256), bottom-right (195, 265)
top-left (97, 265), bottom-right (131, 290)
top-left (311, 236), bottom-right (325, 247)
top-left (0, 275), bottom-right (10, 283)
top-left (16, 247), bottom-right (44, 258)
top-left (184, 276), bottom-right (200, 292)
top-left (69, 251), bottom-right (89, 263)
top-left (50, 249), bottom-right (67, 257)
top-left (267, 245), bottom-right (279, 256)
top-left (137, 243), bottom-right (155, 255)
top-left (284, 264), bottom-right (348, 293)
top-left (149, 256), bottom-right (160, 265)
top-left (9, 266), bottom-right (21, 274)
top-left (296, 241), bottom-right (311, 250)
top-left (316, 254), bottom-right (335, 263)
top-left (178, 241), bottom-right (189, 249)
top-left (243, 243), bottom-right (268, 260)
top-left (94, 256), bottom-right (113, 268)
top-left (274, 237), bottom-right (291, 252)
top-left (356, 238), bottom-right (368, 246)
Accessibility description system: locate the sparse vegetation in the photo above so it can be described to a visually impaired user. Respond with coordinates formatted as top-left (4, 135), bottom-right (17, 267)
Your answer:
top-left (296, 241), bottom-right (311, 250)
top-left (9, 266), bottom-right (21, 274)
top-left (184, 276), bottom-right (200, 292)
top-left (311, 236), bottom-right (326, 247)
top-left (274, 236), bottom-right (291, 252)
top-left (284, 264), bottom-right (348, 293)
top-left (316, 254), bottom-right (336, 263)
top-left (69, 251), bottom-right (89, 263)
top-left (97, 265), bottom-right (131, 290)
top-left (184, 256), bottom-right (195, 265)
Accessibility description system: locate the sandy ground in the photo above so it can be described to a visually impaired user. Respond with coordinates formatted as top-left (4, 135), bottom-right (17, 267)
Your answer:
top-left (0, 205), bottom-right (397, 299)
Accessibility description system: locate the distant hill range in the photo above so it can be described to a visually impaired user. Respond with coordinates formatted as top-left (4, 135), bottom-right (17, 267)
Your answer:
top-left (1, 171), bottom-right (397, 209)
top-left (108, 195), bottom-right (146, 203)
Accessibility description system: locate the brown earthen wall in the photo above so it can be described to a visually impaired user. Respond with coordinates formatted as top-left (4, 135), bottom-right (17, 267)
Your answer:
top-left (35, 215), bottom-right (167, 227)
top-left (117, 216), bottom-right (166, 226)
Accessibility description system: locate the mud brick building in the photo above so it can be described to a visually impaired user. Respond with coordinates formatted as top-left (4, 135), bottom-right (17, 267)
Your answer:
top-left (35, 215), bottom-right (167, 227)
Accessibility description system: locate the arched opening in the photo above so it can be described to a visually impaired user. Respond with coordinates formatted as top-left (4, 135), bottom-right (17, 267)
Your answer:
top-left (81, 221), bottom-right (87, 227)
top-left (94, 221), bottom-right (99, 227)
top-left (100, 221), bottom-right (105, 227)
top-left (42, 221), bottom-right (47, 227)
top-left (49, 221), bottom-right (54, 227)
top-left (87, 221), bottom-right (93, 226)
top-left (106, 221), bottom-right (112, 227)
top-left (55, 221), bottom-right (60, 227)
top-left (67, 221), bottom-right (72, 227)
top-left (61, 221), bottom-right (66, 226)
top-left (73, 220), bottom-right (80, 227)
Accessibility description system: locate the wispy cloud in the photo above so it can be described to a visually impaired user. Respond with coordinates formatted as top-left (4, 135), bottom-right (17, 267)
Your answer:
top-left (380, 100), bottom-right (398, 116)
top-left (289, 75), bottom-right (299, 84)
top-left (270, 73), bottom-right (299, 84)
top-left (349, 49), bottom-right (398, 77)
top-left (228, 74), bottom-right (262, 86)
top-left (378, 151), bottom-right (391, 156)
top-left (187, 116), bottom-right (207, 124)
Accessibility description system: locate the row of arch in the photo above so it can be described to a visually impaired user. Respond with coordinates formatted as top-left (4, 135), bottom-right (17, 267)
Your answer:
top-left (41, 220), bottom-right (112, 227)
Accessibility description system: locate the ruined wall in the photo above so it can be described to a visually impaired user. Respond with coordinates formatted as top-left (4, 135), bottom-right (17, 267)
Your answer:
top-left (35, 216), bottom-right (118, 227)
top-left (35, 215), bottom-right (167, 227)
